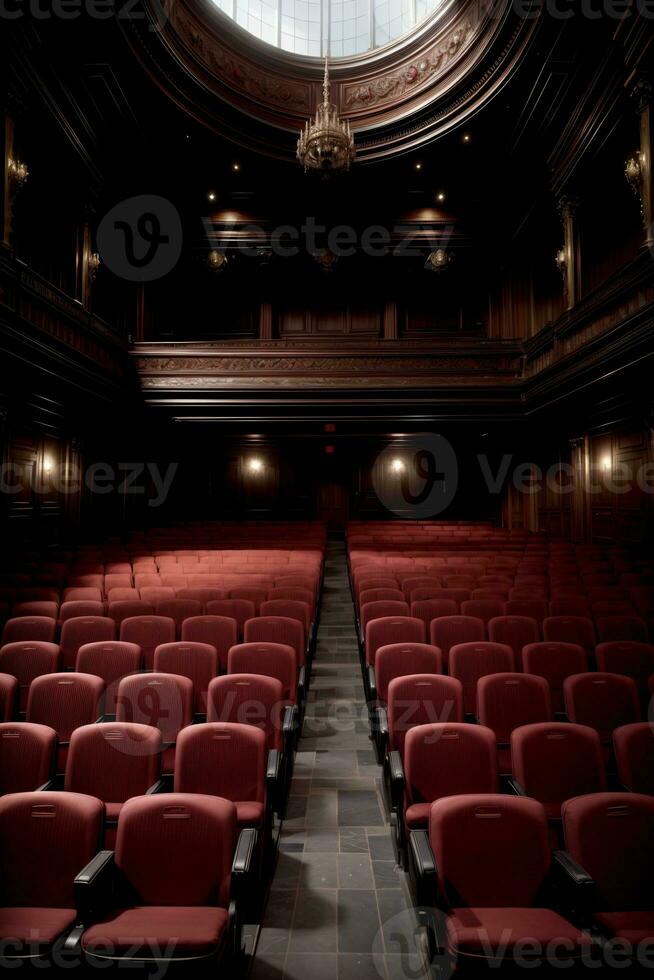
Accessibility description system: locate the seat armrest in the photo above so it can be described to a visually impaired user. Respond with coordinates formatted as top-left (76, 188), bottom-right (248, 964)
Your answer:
top-left (298, 665), bottom-right (307, 701)
top-left (506, 777), bottom-right (526, 796)
top-left (553, 850), bottom-right (595, 889)
top-left (367, 666), bottom-right (377, 703)
top-left (145, 779), bottom-right (165, 795)
top-left (408, 830), bottom-right (438, 908)
top-left (552, 850), bottom-right (596, 922)
top-left (232, 828), bottom-right (257, 894)
top-left (283, 704), bottom-right (298, 745)
top-left (267, 748), bottom-right (282, 786)
top-left (376, 706), bottom-right (389, 758)
top-left (35, 779), bottom-right (55, 791)
top-left (74, 850), bottom-right (114, 919)
top-left (388, 750), bottom-right (405, 812)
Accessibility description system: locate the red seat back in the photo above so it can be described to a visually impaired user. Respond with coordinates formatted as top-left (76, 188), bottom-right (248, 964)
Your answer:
top-left (65, 722), bottom-right (162, 805)
top-left (153, 642), bottom-right (219, 714)
top-left (228, 642), bottom-right (298, 703)
top-left (365, 617), bottom-right (425, 667)
top-left (387, 674), bottom-right (464, 756)
top-left (449, 642), bottom-right (515, 715)
top-left (175, 722), bottom-right (266, 806)
top-left (511, 722), bottom-right (606, 812)
top-left (429, 616), bottom-right (485, 668)
top-left (76, 641), bottom-right (142, 714)
top-left (374, 643), bottom-right (442, 704)
top-left (207, 673), bottom-right (285, 752)
top-left (0, 721), bottom-right (57, 795)
top-left (404, 723), bottom-right (498, 811)
top-left (120, 616), bottom-right (176, 670)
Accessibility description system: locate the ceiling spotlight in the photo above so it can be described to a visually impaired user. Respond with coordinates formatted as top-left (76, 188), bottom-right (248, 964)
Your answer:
top-left (462, 134), bottom-right (471, 143)
top-left (247, 457), bottom-right (263, 473)
top-left (437, 192), bottom-right (446, 202)
top-left (390, 458), bottom-right (405, 474)
top-left (232, 162), bottom-right (241, 172)
top-left (414, 162), bottom-right (423, 171)
top-left (207, 192), bottom-right (216, 202)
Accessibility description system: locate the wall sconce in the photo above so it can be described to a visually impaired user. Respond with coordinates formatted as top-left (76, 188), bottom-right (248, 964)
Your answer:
top-left (390, 458), bottom-right (405, 474)
top-left (555, 248), bottom-right (567, 278)
top-left (247, 457), bottom-right (264, 474)
top-left (625, 153), bottom-right (643, 199)
top-left (43, 455), bottom-right (53, 474)
top-left (207, 250), bottom-right (228, 272)
top-left (7, 157), bottom-right (29, 189)
top-left (88, 252), bottom-right (101, 282)
top-left (600, 455), bottom-right (612, 473)
top-left (425, 248), bottom-right (453, 273)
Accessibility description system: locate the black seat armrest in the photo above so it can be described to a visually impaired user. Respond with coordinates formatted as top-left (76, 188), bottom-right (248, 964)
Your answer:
top-left (74, 850), bottom-right (115, 920)
top-left (553, 850), bottom-right (595, 889)
top-left (283, 704), bottom-right (298, 746)
top-left (388, 750), bottom-right (405, 812)
top-left (506, 777), bottom-right (526, 796)
top-left (408, 830), bottom-right (438, 908)
top-left (232, 828), bottom-right (257, 895)
top-left (367, 666), bottom-right (377, 703)
top-left (552, 850), bottom-right (596, 922)
top-left (145, 779), bottom-right (165, 795)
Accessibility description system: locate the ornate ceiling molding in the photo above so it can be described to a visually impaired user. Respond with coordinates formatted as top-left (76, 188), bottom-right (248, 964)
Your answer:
top-left (121, 0), bottom-right (539, 160)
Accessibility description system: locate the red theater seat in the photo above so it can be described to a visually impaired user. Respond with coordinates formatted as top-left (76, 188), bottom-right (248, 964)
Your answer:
top-left (477, 672), bottom-right (552, 773)
top-left (522, 642), bottom-right (588, 714)
top-left (181, 615), bottom-right (237, 673)
top-left (153, 641), bottom-right (219, 714)
top-left (0, 791), bottom-right (104, 959)
top-left (119, 615), bottom-right (176, 670)
top-left (175, 722), bottom-right (269, 831)
top-left (79, 794), bottom-right (251, 968)
top-left (115, 672), bottom-right (193, 775)
top-left (0, 674), bottom-right (18, 721)
top-left (511, 722), bottom-right (606, 844)
top-left (488, 616), bottom-right (540, 663)
top-left (429, 616), bottom-right (485, 669)
top-left (410, 795), bottom-right (588, 966)
top-left (613, 723), bottom-right (654, 795)
top-left (206, 599), bottom-right (256, 638)
top-left (75, 641), bottom-right (142, 715)
top-left (228, 642), bottom-right (299, 706)
top-left (596, 616), bottom-right (649, 643)
top-left (59, 601), bottom-right (104, 623)
top-left (562, 793), bottom-right (654, 951)
top-left (207, 674), bottom-right (289, 754)
top-left (564, 673), bottom-right (640, 755)
top-left (384, 674), bottom-right (463, 759)
top-left (365, 616), bottom-right (425, 667)
top-left (26, 673), bottom-right (105, 774)
top-left (65, 722), bottom-right (162, 846)
top-left (244, 615), bottom-right (306, 667)
top-left (0, 641), bottom-right (61, 713)
top-left (60, 616), bottom-right (116, 670)
top-left (0, 722), bottom-right (57, 795)
top-left (449, 642), bottom-right (515, 715)
top-left (543, 616), bottom-right (596, 654)
top-left (2, 617), bottom-right (57, 645)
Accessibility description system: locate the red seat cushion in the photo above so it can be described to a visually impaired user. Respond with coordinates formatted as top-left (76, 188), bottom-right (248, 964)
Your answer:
top-left (235, 801), bottom-right (265, 828)
top-left (447, 908), bottom-right (589, 960)
top-left (0, 907), bottom-right (76, 947)
top-left (405, 802), bottom-right (430, 829)
top-left (105, 802), bottom-right (123, 822)
top-left (594, 911), bottom-right (654, 945)
top-left (82, 906), bottom-right (229, 959)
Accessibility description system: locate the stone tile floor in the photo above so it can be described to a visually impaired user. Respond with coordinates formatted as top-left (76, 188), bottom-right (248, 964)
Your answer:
top-left (249, 539), bottom-right (430, 980)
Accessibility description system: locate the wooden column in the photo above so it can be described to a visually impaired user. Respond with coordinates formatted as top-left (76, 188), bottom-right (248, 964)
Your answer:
top-left (2, 115), bottom-right (15, 248)
top-left (569, 435), bottom-right (588, 543)
top-left (383, 300), bottom-right (398, 340)
top-left (558, 196), bottom-right (581, 310)
top-left (259, 301), bottom-right (274, 340)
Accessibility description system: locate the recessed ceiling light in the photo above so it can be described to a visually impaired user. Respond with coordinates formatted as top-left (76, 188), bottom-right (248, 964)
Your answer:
top-left (463, 134), bottom-right (471, 143)
top-left (207, 192), bottom-right (216, 201)
top-left (232, 162), bottom-right (241, 172)
top-left (437, 192), bottom-right (446, 202)
top-left (414, 162), bottom-right (422, 171)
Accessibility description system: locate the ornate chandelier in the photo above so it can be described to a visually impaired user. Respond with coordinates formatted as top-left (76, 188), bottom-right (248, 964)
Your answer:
top-left (297, 60), bottom-right (355, 174)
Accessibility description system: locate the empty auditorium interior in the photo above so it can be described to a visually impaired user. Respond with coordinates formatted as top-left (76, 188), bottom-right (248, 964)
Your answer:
top-left (1, 2), bottom-right (654, 977)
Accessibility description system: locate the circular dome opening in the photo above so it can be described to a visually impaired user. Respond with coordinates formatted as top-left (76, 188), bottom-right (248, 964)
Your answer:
top-left (209, 0), bottom-right (447, 58)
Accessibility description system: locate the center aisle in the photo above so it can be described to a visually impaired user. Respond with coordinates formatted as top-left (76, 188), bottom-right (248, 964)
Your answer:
top-left (251, 536), bottom-right (430, 980)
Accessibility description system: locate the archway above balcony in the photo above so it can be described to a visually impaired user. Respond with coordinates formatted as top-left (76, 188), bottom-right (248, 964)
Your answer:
top-left (123, 0), bottom-right (537, 161)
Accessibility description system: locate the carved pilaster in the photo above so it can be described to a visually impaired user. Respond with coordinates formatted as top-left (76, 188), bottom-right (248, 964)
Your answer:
top-left (259, 302), bottom-right (274, 341)
top-left (383, 300), bottom-right (398, 340)
top-left (629, 76), bottom-right (654, 249)
top-left (558, 196), bottom-right (581, 310)
top-left (568, 435), bottom-right (588, 543)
